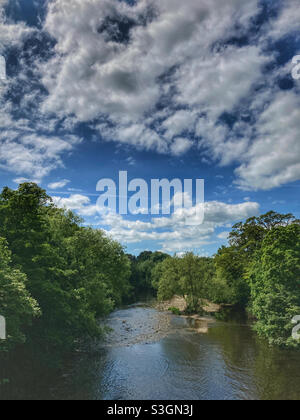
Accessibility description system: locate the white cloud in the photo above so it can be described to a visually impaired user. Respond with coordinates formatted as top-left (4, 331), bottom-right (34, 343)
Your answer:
top-left (267, 0), bottom-right (300, 40)
top-left (170, 137), bottom-right (193, 156)
top-left (52, 194), bottom-right (99, 217)
top-left (48, 179), bottom-right (70, 190)
top-left (0, 0), bottom-right (34, 53)
top-left (162, 110), bottom-right (197, 140)
top-left (236, 91), bottom-right (300, 190)
top-left (126, 156), bottom-right (136, 166)
top-left (52, 192), bottom-right (260, 253)
top-left (13, 177), bottom-right (40, 185)
top-left (1, 0), bottom-right (299, 192)
top-left (0, 132), bottom-right (81, 180)
top-left (102, 200), bottom-right (260, 253)
top-left (217, 231), bottom-right (230, 240)
top-left (175, 45), bottom-right (268, 120)
top-left (39, 0), bottom-right (263, 158)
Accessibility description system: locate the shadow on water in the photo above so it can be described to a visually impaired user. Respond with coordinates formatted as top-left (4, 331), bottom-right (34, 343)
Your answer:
top-left (1, 303), bottom-right (300, 400)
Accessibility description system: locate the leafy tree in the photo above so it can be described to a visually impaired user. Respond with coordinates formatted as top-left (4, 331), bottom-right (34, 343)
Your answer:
top-left (0, 183), bottom-right (52, 272)
top-left (128, 251), bottom-right (169, 299)
top-left (178, 253), bottom-right (211, 312)
top-left (157, 256), bottom-right (183, 301)
top-left (229, 211), bottom-right (299, 254)
top-left (0, 183), bottom-right (132, 355)
top-left (0, 238), bottom-right (40, 350)
top-left (157, 254), bottom-right (215, 313)
top-left (248, 224), bottom-right (300, 347)
top-left (213, 212), bottom-right (300, 307)
top-left (213, 246), bottom-right (250, 305)
top-left (67, 227), bottom-right (131, 311)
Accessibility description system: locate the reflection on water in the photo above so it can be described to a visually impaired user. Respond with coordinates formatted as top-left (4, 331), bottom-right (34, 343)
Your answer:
top-left (1, 303), bottom-right (300, 400)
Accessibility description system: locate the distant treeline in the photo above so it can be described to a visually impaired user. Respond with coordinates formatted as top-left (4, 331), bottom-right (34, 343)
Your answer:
top-left (129, 212), bottom-right (300, 348)
top-left (0, 183), bottom-right (299, 368)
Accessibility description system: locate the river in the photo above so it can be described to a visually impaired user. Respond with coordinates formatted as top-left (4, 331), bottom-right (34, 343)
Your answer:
top-left (2, 302), bottom-right (300, 400)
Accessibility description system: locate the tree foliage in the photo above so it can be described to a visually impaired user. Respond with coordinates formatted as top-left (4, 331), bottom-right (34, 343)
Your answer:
top-left (0, 238), bottom-right (40, 349)
top-left (157, 254), bottom-right (215, 313)
top-left (128, 251), bottom-right (169, 299)
top-left (153, 211), bottom-right (300, 347)
top-left (0, 184), bottom-right (299, 355)
top-left (248, 224), bottom-right (300, 347)
top-left (0, 183), bottom-right (131, 355)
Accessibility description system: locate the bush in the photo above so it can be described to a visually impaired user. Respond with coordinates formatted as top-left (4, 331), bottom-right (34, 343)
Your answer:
top-left (168, 307), bottom-right (181, 316)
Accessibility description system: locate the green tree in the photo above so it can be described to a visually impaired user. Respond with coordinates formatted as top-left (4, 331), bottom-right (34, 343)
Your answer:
top-left (0, 238), bottom-right (40, 350)
top-left (0, 183), bottom-right (132, 355)
top-left (67, 227), bottom-right (131, 312)
top-left (213, 246), bottom-right (249, 305)
top-left (0, 183), bottom-right (52, 273)
top-left (128, 251), bottom-right (169, 299)
top-left (248, 224), bottom-right (300, 347)
top-left (178, 253), bottom-right (211, 312)
top-left (213, 212), bottom-right (300, 307)
top-left (229, 211), bottom-right (299, 254)
top-left (157, 256), bottom-right (183, 301)
top-left (157, 254), bottom-right (215, 313)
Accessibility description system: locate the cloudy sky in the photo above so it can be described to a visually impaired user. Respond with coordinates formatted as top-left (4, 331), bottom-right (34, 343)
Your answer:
top-left (0, 0), bottom-right (299, 255)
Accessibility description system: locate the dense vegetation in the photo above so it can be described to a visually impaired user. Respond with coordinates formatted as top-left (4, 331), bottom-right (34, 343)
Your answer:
top-left (127, 251), bottom-right (169, 300)
top-left (0, 183), bottom-right (131, 358)
top-left (151, 211), bottom-right (300, 348)
top-left (156, 254), bottom-right (215, 313)
top-left (0, 182), bottom-right (299, 374)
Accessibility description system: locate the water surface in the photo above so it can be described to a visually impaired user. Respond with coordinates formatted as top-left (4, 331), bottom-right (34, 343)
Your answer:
top-left (2, 303), bottom-right (300, 400)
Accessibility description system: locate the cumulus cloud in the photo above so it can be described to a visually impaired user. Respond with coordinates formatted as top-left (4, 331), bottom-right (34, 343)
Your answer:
top-left (267, 0), bottom-right (300, 39)
top-left (0, 0), bottom-right (34, 52)
top-left (0, 0), bottom-right (83, 182)
top-left (37, 0), bottom-right (300, 190)
top-left (13, 177), bottom-right (40, 185)
top-left (52, 192), bottom-right (260, 253)
top-left (1, 0), bottom-right (299, 191)
top-left (98, 199), bottom-right (260, 252)
top-left (39, 0), bottom-right (266, 159)
top-left (0, 132), bottom-right (81, 180)
top-left (48, 179), bottom-right (70, 190)
top-left (236, 91), bottom-right (300, 190)
top-left (52, 194), bottom-right (99, 217)
top-left (217, 231), bottom-right (230, 240)
top-left (170, 137), bottom-right (193, 156)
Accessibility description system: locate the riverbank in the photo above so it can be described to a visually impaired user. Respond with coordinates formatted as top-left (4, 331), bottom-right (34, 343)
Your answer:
top-left (154, 296), bottom-right (220, 334)
top-left (155, 295), bottom-right (222, 314)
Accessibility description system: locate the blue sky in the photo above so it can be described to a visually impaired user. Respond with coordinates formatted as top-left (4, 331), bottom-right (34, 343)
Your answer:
top-left (0, 0), bottom-right (299, 255)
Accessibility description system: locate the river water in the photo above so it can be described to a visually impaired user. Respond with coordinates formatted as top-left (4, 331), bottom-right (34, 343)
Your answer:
top-left (2, 303), bottom-right (300, 400)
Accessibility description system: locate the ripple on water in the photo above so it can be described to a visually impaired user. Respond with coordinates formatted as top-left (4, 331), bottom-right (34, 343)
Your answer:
top-left (52, 304), bottom-right (300, 400)
top-left (102, 306), bottom-right (175, 347)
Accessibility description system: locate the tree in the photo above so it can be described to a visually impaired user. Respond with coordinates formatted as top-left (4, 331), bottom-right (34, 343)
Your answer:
top-left (67, 227), bottom-right (131, 312)
top-left (213, 246), bottom-right (250, 305)
top-left (157, 253), bottom-right (215, 313)
top-left (0, 183), bottom-right (52, 272)
top-left (0, 238), bottom-right (40, 350)
top-left (213, 211), bottom-right (300, 307)
top-left (248, 224), bottom-right (300, 347)
top-left (0, 183), bottom-right (132, 355)
top-left (178, 253), bottom-right (211, 312)
top-left (157, 256), bottom-right (183, 301)
top-left (229, 211), bottom-right (299, 254)
top-left (128, 251), bottom-right (169, 299)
